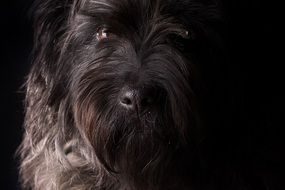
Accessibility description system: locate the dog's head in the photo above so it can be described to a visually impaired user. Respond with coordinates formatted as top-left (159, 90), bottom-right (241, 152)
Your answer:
top-left (28, 0), bottom-right (222, 187)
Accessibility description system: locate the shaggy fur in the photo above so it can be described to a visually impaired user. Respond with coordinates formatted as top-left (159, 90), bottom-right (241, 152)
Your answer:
top-left (17, 0), bottom-right (281, 189)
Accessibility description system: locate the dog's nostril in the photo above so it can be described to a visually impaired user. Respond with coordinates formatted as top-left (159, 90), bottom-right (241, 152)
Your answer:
top-left (141, 97), bottom-right (154, 107)
top-left (120, 91), bottom-right (135, 108)
top-left (119, 87), bottom-right (159, 111)
top-left (121, 96), bottom-right (132, 105)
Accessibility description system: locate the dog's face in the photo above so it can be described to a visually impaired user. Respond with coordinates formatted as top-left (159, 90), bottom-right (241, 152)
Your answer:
top-left (65, 0), bottom-right (215, 173)
top-left (68, 0), bottom-right (195, 169)
top-left (33, 0), bottom-right (219, 186)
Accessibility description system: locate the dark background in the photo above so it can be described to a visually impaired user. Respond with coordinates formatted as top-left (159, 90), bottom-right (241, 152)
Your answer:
top-left (1, 0), bottom-right (283, 189)
top-left (1, 1), bottom-right (33, 189)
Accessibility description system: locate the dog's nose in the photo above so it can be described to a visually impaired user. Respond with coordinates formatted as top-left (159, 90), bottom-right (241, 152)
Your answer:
top-left (119, 88), bottom-right (156, 111)
top-left (120, 90), bottom-right (136, 109)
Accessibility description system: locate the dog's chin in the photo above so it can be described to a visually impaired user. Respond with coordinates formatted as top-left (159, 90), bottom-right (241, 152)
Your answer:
top-left (94, 119), bottom-right (177, 167)
top-left (95, 122), bottom-right (178, 188)
top-left (85, 109), bottom-right (178, 176)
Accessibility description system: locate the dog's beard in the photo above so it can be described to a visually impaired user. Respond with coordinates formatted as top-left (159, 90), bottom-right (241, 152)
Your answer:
top-left (71, 64), bottom-right (197, 188)
top-left (73, 86), bottom-right (189, 187)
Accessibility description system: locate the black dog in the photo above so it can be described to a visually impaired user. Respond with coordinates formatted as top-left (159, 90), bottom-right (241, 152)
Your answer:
top-left (18, 0), bottom-right (282, 189)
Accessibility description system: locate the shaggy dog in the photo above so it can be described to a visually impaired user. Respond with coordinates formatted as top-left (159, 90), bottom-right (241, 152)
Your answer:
top-left (18, 0), bottom-right (281, 189)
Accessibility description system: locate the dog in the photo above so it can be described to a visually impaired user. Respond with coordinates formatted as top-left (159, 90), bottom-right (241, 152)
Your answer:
top-left (18, 0), bottom-right (283, 189)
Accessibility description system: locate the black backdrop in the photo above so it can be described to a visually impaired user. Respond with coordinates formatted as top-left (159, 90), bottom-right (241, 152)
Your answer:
top-left (1, 0), bottom-right (33, 190)
top-left (1, 0), bottom-right (284, 189)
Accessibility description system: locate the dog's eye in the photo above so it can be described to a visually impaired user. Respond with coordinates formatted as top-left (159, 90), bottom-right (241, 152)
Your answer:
top-left (180, 29), bottom-right (192, 39)
top-left (96, 27), bottom-right (112, 41)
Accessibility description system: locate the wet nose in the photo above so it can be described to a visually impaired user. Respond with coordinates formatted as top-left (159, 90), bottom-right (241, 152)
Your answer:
top-left (119, 87), bottom-right (157, 111)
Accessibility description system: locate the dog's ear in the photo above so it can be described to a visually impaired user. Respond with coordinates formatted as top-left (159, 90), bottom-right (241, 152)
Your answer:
top-left (18, 0), bottom-right (76, 188)
top-left (24, 0), bottom-right (75, 135)
top-left (29, 0), bottom-right (74, 93)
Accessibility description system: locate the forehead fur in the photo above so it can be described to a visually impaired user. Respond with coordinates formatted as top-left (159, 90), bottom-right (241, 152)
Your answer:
top-left (78, 0), bottom-right (220, 26)
top-left (68, 0), bottom-right (221, 46)
top-left (79, 0), bottom-right (172, 29)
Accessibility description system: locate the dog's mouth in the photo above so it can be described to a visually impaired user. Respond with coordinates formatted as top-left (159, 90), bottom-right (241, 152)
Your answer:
top-left (73, 77), bottom-right (194, 175)
top-left (83, 97), bottom-right (182, 172)
top-left (74, 83), bottom-right (191, 148)
top-left (95, 119), bottom-right (179, 175)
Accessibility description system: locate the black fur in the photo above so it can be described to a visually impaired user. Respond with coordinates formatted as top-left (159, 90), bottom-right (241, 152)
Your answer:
top-left (18, 0), bottom-right (283, 189)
